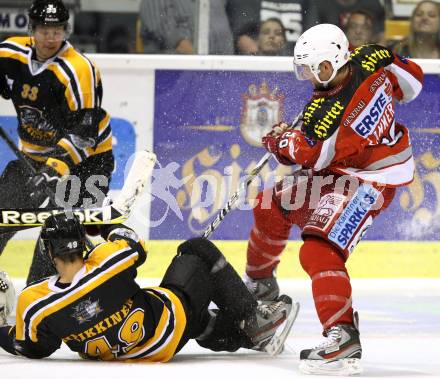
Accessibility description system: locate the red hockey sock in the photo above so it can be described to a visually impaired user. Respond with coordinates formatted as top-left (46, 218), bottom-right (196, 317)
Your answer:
top-left (246, 190), bottom-right (292, 279)
top-left (299, 237), bottom-right (354, 329)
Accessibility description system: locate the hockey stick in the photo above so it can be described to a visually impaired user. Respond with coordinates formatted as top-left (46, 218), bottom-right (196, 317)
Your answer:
top-left (202, 111), bottom-right (303, 239)
top-left (0, 126), bottom-right (92, 248)
top-left (0, 144), bottom-right (157, 229)
top-left (0, 126), bottom-right (59, 202)
top-left (202, 152), bottom-right (272, 238)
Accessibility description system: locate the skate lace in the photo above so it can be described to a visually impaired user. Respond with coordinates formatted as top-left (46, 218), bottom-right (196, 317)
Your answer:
top-left (313, 327), bottom-right (342, 350)
top-left (257, 300), bottom-right (283, 318)
top-left (0, 277), bottom-right (8, 292)
top-left (248, 280), bottom-right (258, 292)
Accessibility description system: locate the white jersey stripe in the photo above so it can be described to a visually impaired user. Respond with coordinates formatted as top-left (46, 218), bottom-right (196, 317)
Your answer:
top-left (314, 128), bottom-right (339, 171)
top-left (53, 62), bottom-right (79, 110)
top-left (60, 57), bottom-right (84, 108)
top-left (386, 63), bottom-right (422, 103)
top-left (335, 156), bottom-right (415, 186)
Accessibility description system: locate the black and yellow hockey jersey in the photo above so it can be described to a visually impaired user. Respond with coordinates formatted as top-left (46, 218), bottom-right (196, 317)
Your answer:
top-left (11, 228), bottom-right (187, 362)
top-left (0, 36), bottom-right (112, 176)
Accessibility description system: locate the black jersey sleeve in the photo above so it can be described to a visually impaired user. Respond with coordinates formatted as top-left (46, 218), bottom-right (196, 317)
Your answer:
top-left (0, 72), bottom-right (11, 99)
top-left (11, 323), bottom-right (61, 359)
top-left (0, 325), bottom-right (18, 355)
top-left (349, 44), bottom-right (395, 74)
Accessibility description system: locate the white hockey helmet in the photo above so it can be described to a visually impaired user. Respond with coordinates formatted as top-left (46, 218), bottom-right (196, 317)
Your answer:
top-left (293, 24), bottom-right (350, 86)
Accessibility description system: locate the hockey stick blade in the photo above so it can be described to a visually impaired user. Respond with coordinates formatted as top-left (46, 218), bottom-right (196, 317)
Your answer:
top-left (0, 205), bottom-right (125, 228)
top-left (112, 150), bottom-right (157, 218)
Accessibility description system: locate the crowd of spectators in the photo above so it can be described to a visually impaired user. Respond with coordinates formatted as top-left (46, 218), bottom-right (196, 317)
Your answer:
top-left (135, 0), bottom-right (439, 58)
top-left (0, 0), bottom-right (438, 59)
top-left (391, 1), bottom-right (440, 58)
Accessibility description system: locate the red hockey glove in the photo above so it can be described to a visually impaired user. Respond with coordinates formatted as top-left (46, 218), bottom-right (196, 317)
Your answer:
top-left (262, 132), bottom-right (295, 165)
top-left (268, 122), bottom-right (291, 138)
top-left (261, 134), bottom-right (279, 154)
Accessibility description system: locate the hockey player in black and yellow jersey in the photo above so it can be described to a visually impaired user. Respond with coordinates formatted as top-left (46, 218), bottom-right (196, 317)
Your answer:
top-left (0, 0), bottom-right (114, 283)
top-left (0, 213), bottom-right (298, 361)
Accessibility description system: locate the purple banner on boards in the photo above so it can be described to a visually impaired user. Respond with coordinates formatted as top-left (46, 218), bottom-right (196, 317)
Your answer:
top-left (150, 70), bottom-right (440, 241)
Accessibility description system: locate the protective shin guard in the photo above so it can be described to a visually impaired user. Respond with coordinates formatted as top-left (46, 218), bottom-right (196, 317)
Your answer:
top-left (179, 238), bottom-right (257, 320)
top-left (299, 237), bottom-right (353, 328)
top-left (246, 191), bottom-right (291, 279)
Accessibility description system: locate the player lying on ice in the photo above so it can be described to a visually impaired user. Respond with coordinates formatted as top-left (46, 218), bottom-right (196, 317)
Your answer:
top-left (0, 213), bottom-right (298, 361)
top-left (243, 24), bottom-right (423, 375)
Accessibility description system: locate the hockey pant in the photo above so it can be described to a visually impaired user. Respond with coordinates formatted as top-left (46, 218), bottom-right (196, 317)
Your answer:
top-left (246, 171), bottom-right (395, 329)
top-left (160, 238), bottom-right (258, 354)
top-left (0, 152), bottom-right (114, 284)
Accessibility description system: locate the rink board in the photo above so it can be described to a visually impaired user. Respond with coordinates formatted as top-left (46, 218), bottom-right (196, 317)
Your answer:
top-left (1, 240), bottom-right (439, 278)
top-left (1, 56), bottom-right (440, 241)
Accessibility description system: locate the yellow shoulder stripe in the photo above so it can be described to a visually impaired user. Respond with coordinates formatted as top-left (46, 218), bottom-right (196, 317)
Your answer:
top-left (60, 47), bottom-right (95, 108)
top-left (47, 64), bottom-right (78, 111)
top-left (86, 240), bottom-right (132, 269)
top-left (4, 36), bottom-right (33, 48)
top-left (15, 280), bottom-right (52, 341)
top-left (0, 50), bottom-right (28, 65)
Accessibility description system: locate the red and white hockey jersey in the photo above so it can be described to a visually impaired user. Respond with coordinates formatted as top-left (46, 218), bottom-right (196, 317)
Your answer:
top-left (278, 44), bottom-right (423, 186)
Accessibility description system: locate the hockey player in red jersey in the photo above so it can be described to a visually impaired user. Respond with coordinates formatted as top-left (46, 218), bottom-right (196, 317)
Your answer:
top-left (243, 23), bottom-right (423, 375)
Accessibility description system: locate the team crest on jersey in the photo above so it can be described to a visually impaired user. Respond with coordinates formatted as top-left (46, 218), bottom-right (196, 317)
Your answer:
top-left (240, 81), bottom-right (284, 147)
top-left (18, 105), bottom-right (57, 141)
top-left (71, 298), bottom-right (103, 324)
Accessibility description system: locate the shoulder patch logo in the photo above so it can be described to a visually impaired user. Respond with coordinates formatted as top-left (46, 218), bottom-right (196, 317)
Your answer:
top-left (71, 298), bottom-right (103, 324)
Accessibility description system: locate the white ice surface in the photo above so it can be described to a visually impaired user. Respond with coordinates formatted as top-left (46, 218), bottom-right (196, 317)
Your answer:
top-left (2, 278), bottom-right (440, 379)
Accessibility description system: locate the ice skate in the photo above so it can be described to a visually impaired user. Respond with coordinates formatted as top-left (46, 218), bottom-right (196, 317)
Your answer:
top-left (242, 294), bottom-right (299, 356)
top-left (244, 272), bottom-right (280, 301)
top-left (299, 312), bottom-right (362, 376)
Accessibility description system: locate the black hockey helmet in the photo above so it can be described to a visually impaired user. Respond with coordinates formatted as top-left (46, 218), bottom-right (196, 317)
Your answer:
top-left (28, 0), bottom-right (70, 29)
top-left (40, 213), bottom-right (86, 259)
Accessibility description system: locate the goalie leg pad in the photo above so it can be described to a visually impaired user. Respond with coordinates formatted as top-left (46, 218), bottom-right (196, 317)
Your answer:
top-left (160, 254), bottom-right (213, 338)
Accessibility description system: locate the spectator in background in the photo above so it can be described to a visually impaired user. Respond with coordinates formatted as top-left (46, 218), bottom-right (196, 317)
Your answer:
top-left (345, 10), bottom-right (375, 48)
top-left (106, 26), bottom-right (132, 53)
top-left (227, 0), bottom-right (316, 55)
top-left (257, 18), bottom-right (287, 55)
top-left (392, 0), bottom-right (440, 58)
top-left (138, 0), bottom-right (233, 54)
top-left (311, 0), bottom-right (385, 44)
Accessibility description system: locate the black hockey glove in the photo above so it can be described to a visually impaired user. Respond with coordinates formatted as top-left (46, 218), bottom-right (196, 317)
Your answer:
top-left (27, 165), bottom-right (61, 204)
